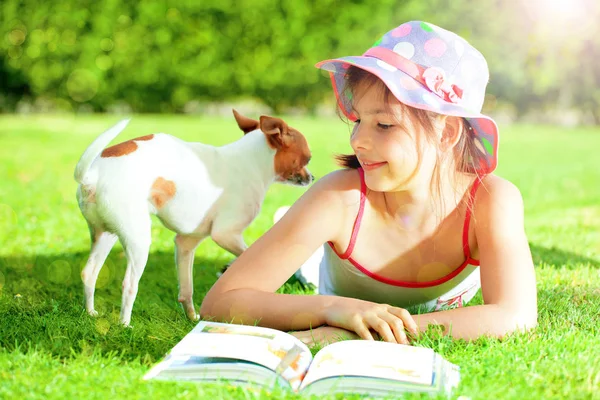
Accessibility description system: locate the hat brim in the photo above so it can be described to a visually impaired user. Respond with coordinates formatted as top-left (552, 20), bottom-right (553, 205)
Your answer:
top-left (316, 56), bottom-right (499, 174)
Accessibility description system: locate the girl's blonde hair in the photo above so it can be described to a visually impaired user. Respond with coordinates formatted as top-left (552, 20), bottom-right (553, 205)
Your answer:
top-left (335, 66), bottom-right (484, 214)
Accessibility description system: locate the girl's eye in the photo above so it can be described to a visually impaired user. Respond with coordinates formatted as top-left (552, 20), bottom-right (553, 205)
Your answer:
top-left (378, 123), bottom-right (393, 130)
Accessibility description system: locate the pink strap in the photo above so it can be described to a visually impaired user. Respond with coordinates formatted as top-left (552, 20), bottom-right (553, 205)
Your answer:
top-left (338, 168), bottom-right (366, 259)
top-left (327, 171), bottom-right (484, 288)
top-left (462, 176), bottom-right (485, 259)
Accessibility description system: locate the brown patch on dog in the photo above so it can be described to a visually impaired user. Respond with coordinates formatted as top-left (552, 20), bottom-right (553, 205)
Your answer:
top-left (150, 177), bottom-right (176, 209)
top-left (101, 141), bottom-right (137, 157)
top-left (259, 116), bottom-right (312, 182)
top-left (134, 134), bottom-right (154, 141)
top-left (273, 130), bottom-right (312, 181)
top-left (101, 135), bottom-right (155, 158)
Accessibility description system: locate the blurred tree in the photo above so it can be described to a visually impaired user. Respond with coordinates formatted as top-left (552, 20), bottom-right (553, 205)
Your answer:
top-left (571, 39), bottom-right (600, 124)
top-left (1, 0), bottom-right (599, 121)
top-left (0, 0), bottom-right (409, 113)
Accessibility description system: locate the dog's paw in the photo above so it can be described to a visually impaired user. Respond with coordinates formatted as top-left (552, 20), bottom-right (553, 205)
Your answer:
top-left (179, 300), bottom-right (200, 321)
top-left (87, 309), bottom-right (99, 317)
top-left (183, 309), bottom-right (199, 321)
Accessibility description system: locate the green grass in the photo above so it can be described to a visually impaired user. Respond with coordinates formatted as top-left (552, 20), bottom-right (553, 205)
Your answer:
top-left (0, 114), bottom-right (599, 399)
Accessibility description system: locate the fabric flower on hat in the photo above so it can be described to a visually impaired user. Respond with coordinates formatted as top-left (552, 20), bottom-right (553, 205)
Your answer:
top-left (422, 67), bottom-right (463, 104)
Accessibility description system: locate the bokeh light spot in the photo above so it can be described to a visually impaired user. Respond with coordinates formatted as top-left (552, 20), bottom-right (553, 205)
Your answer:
top-left (8, 29), bottom-right (26, 46)
top-left (95, 54), bottom-right (113, 71)
top-left (117, 15), bottom-right (132, 26)
top-left (8, 46), bottom-right (23, 59)
top-left (30, 29), bottom-right (44, 43)
top-left (67, 69), bottom-right (99, 102)
top-left (48, 260), bottom-right (72, 284)
top-left (100, 38), bottom-right (114, 52)
top-left (95, 259), bottom-right (114, 289)
top-left (95, 318), bottom-right (110, 335)
top-left (26, 45), bottom-right (41, 59)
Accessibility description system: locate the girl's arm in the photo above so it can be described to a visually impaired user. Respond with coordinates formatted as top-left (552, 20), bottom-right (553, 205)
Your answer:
top-left (200, 170), bottom-right (352, 330)
top-left (201, 170), bottom-right (418, 343)
top-left (413, 176), bottom-right (538, 339)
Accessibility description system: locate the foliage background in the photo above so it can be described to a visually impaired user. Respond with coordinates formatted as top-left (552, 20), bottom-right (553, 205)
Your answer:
top-left (2, 0), bottom-right (600, 123)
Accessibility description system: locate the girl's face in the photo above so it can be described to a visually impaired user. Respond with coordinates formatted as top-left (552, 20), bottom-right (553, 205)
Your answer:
top-left (350, 81), bottom-right (438, 193)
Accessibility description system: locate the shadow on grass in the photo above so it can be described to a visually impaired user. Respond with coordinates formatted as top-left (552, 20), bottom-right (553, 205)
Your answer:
top-left (0, 250), bottom-right (229, 363)
top-left (0, 249), bottom-right (306, 363)
top-left (2, 242), bottom-right (595, 364)
top-left (530, 243), bottom-right (599, 269)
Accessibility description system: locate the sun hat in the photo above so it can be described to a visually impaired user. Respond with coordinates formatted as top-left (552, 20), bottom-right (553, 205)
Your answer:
top-left (316, 21), bottom-right (499, 174)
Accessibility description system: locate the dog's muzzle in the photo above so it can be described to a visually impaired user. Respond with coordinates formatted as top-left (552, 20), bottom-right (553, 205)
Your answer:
top-left (286, 171), bottom-right (314, 186)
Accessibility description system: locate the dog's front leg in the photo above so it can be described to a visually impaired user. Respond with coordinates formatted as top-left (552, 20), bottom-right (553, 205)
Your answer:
top-left (175, 234), bottom-right (206, 320)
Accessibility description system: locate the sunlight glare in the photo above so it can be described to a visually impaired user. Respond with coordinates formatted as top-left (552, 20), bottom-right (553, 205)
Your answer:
top-left (523, 0), bottom-right (587, 24)
top-left (522, 0), bottom-right (593, 39)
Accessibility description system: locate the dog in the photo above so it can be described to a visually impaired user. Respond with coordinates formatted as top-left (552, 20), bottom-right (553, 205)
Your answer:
top-left (74, 110), bottom-right (313, 326)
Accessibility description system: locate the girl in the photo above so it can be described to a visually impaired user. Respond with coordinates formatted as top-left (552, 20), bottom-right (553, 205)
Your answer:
top-left (200, 21), bottom-right (537, 345)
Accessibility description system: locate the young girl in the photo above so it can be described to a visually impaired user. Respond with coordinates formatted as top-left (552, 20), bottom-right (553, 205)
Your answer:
top-left (200, 21), bottom-right (537, 345)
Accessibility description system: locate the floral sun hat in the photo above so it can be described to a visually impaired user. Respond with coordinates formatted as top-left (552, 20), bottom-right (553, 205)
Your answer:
top-left (316, 21), bottom-right (499, 174)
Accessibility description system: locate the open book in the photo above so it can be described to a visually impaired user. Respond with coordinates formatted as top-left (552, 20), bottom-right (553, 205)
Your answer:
top-left (144, 321), bottom-right (460, 396)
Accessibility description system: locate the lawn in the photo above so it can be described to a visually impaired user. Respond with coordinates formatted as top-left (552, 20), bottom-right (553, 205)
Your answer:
top-left (0, 114), bottom-right (599, 399)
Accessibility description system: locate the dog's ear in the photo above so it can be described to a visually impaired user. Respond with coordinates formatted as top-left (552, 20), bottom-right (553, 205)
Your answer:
top-left (259, 115), bottom-right (289, 148)
top-left (233, 109), bottom-right (260, 134)
top-left (259, 115), bottom-right (287, 135)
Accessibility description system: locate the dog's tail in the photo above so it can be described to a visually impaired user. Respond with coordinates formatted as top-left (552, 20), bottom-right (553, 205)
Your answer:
top-left (74, 118), bottom-right (131, 184)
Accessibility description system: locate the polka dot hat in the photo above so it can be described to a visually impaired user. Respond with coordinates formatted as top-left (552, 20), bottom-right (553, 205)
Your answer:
top-left (316, 21), bottom-right (499, 174)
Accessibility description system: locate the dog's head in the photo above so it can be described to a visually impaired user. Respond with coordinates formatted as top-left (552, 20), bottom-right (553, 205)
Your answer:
top-left (233, 109), bottom-right (313, 186)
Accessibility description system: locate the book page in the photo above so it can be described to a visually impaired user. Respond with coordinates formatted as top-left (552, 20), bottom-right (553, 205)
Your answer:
top-left (144, 355), bottom-right (284, 387)
top-left (300, 340), bottom-right (435, 390)
top-left (166, 321), bottom-right (313, 390)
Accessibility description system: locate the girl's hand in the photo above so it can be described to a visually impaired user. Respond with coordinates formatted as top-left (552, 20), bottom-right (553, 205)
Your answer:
top-left (290, 326), bottom-right (360, 347)
top-left (324, 297), bottom-right (418, 344)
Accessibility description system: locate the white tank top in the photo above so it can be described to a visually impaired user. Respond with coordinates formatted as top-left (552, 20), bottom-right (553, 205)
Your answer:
top-left (318, 168), bottom-right (483, 314)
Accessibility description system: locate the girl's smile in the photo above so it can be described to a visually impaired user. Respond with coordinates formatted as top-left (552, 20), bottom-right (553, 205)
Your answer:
top-left (359, 159), bottom-right (388, 171)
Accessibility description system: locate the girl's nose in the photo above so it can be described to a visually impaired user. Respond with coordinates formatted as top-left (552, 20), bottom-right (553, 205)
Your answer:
top-left (350, 123), bottom-right (370, 151)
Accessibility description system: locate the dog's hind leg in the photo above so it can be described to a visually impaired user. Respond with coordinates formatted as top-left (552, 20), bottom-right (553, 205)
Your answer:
top-left (81, 228), bottom-right (118, 317)
top-left (118, 215), bottom-right (152, 327)
top-left (174, 234), bottom-right (207, 320)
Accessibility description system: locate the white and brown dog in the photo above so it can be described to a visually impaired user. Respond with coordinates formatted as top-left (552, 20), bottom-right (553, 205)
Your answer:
top-left (74, 110), bottom-right (313, 326)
